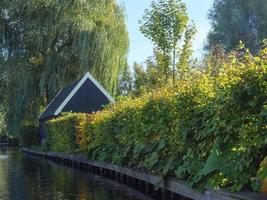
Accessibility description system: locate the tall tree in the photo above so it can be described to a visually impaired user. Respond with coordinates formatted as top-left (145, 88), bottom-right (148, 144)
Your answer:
top-left (140, 0), bottom-right (195, 84)
top-left (178, 23), bottom-right (196, 76)
top-left (132, 62), bottom-right (147, 96)
top-left (131, 50), bottom-right (171, 96)
top-left (0, 0), bottom-right (129, 134)
top-left (207, 0), bottom-right (267, 52)
top-left (118, 64), bottom-right (133, 96)
top-left (0, 108), bottom-right (7, 136)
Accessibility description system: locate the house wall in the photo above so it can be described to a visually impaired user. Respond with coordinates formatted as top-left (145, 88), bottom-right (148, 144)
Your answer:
top-left (62, 79), bottom-right (110, 113)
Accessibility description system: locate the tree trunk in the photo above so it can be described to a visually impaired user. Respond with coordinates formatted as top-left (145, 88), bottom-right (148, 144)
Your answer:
top-left (164, 51), bottom-right (168, 83)
top-left (172, 45), bottom-right (176, 85)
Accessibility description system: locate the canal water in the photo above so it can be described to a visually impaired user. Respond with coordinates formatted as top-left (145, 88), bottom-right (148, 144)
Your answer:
top-left (0, 147), bottom-right (153, 200)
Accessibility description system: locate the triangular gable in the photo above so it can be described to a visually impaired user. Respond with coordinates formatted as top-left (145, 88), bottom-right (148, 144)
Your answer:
top-left (38, 72), bottom-right (114, 121)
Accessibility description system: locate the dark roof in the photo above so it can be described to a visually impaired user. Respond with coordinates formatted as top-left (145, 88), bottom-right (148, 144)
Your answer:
top-left (38, 72), bottom-right (114, 121)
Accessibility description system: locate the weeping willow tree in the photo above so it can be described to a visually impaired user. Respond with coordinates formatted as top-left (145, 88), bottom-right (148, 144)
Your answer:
top-left (0, 0), bottom-right (129, 134)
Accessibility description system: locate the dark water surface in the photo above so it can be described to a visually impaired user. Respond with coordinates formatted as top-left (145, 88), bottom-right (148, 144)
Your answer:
top-left (0, 147), bottom-right (153, 200)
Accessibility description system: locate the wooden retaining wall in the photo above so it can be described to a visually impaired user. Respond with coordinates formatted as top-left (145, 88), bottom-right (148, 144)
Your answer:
top-left (22, 148), bottom-right (267, 200)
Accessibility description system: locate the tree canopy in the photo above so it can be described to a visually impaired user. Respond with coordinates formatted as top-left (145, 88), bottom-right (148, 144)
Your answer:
top-left (207, 0), bottom-right (267, 52)
top-left (140, 0), bottom-right (196, 83)
top-left (0, 0), bottom-right (129, 134)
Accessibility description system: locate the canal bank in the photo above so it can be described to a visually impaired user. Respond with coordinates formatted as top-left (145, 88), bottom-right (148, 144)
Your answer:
top-left (0, 147), bottom-right (153, 200)
top-left (0, 137), bottom-right (19, 147)
top-left (22, 148), bottom-right (267, 200)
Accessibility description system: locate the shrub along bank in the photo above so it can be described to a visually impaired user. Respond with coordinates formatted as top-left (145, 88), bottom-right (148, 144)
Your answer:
top-left (45, 114), bottom-right (86, 153)
top-left (44, 47), bottom-right (267, 192)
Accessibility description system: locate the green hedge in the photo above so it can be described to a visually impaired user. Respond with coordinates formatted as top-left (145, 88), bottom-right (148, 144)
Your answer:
top-left (45, 113), bottom-right (86, 153)
top-left (45, 47), bottom-right (267, 192)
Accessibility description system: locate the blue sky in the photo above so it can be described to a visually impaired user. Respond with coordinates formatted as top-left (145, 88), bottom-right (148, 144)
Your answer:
top-left (117, 0), bottom-right (213, 66)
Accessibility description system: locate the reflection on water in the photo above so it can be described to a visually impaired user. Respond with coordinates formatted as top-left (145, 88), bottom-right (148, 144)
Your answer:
top-left (0, 155), bottom-right (8, 159)
top-left (0, 147), bottom-right (153, 200)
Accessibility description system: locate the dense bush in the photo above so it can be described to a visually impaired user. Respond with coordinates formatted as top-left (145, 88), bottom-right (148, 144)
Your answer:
top-left (20, 125), bottom-right (40, 147)
top-left (45, 47), bottom-right (267, 192)
top-left (45, 113), bottom-right (86, 153)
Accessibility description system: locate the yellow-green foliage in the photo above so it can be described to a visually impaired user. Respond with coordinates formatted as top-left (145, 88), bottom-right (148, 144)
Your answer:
top-left (45, 47), bottom-right (267, 192)
top-left (45, 113), bottom-right (86, 153)
top-left (257, 157), bottom-right (267, 193)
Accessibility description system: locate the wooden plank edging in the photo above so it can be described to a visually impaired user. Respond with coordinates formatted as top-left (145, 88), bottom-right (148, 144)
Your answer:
top-left (22, 148), bottom-right (267, 200)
